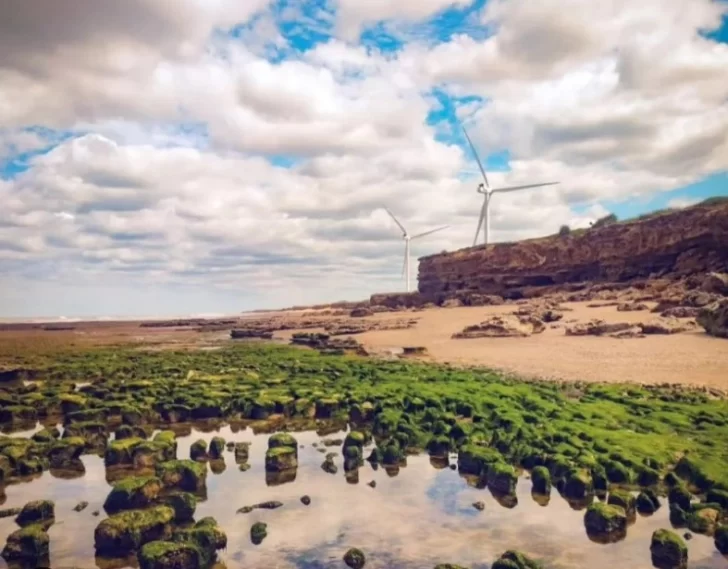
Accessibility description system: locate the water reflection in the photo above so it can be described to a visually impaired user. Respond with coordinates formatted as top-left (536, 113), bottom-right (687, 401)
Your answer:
top-left (0, 422), bottom-right (725, 569)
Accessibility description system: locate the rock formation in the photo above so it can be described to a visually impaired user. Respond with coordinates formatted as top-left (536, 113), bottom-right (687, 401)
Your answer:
top-left (417, 200), bottom-right (728, 303)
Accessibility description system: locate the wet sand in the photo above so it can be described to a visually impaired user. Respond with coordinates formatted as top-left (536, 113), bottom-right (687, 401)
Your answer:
top-left (280, 302), bottom-right (728, 389)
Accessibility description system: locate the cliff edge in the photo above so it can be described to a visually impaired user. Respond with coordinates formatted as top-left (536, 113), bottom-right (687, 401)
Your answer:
top-left (417, 199), bottom-right (728, 303)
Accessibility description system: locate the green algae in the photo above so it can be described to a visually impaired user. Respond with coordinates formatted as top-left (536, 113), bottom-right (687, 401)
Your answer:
top-left (94, 505), bottom-right (175, 555)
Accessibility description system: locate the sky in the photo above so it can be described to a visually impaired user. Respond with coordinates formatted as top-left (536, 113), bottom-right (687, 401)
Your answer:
top-left (1, 0), bottom-right (727, 319)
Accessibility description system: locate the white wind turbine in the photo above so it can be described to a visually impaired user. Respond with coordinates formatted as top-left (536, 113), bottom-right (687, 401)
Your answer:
top-left (462, 127), bottom-right (559, 246)
top-left (384, 207), bottom-right (448, 293)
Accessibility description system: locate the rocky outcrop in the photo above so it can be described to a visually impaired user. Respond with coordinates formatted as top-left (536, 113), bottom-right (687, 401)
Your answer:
top-left (698, 300), bottom-right (728, 338)
top-left (453, 315), bottom-right (544, 338)
top-left (418, 200), bottom-right (728, 302)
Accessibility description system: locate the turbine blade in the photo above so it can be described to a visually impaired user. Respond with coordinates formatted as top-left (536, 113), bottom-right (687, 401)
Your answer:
top-left (462, 126), bottom-right (490, 188)
top-left (411, 225), bottom-right (449, 240)
top-left (473, 199), bottom-right (486, 246)
top-left (491, 182), bottom-right (559, 194)
top-left (384, 207), bottom-right (407, 235)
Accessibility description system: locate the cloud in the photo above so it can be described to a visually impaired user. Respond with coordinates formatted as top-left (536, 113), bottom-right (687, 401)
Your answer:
top-left (0, 0), bottom-right (727, 316)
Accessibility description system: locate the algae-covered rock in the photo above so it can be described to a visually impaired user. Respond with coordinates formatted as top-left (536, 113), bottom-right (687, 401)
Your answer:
top-left (16, 499), bottom-right (54, 527)
top-left (563, 468), bottom-right (593, 500)
top-left (344, 547), bottom-right (366, 569)
top-left (234, 442), bottom-right (250, 463)
top-left (668, 485), bottom-right (692, 511)
top-left (190, 439), bottom-right (208, 461)
top-left (488, 462), bottom-right (517, 495)
top-left (707, 489), bottom-right (728, 509)
top-left (160, 492), bottom-right (197, 522)
top-left (344, 431), bottom-right (366, 450)
top-left (427, 436), bottom-right (450, 458)
top-left (458, 445), bottom-right (502, 476)
top-left (48, 437), bottom-right (85, 468)
top-left (104, 476), bottom-right (162, 514)
top-left (208, 437), bottom-right (225, 459)
top-left (491, 550), bottom-right (543, 569)
top-left (32, 427), bottom-right (60, 443)
top-left (0, 405), bottom-right (37, 424)
top-left (132, 440), bottom-right (177, 469)
top-left (156, 460), bottom-right (207, 492)
top-left (715, 525), bottom-right (728, 554)
top-left (94, 505), bottom-right (174, 555)
top-left (636, 490), bottom-right (661, 514)
top-left (687, 507), bottom-right (720, 535)
top-left (265, 446), bottom-right (298, 471)
top-left (531, 466), bottom-right (551, 495)
top-left (670, 504), bottom-right (688, 527)
top-left (251, 522), bottom-right (267, 545)
top-left (268, 433), bottom-right (298, 453)
top-left (105, 437), bottom-right (144, 466)
top-left (138, 541), bottom-right (202, 569)
top-left (650, 529), bottom-right (687, 569)
top-left (1, 524), bottom-right (49, 563)
top-left (608, 489), bottom-right (636, 516)
top-left (584, 502), bottom-right (627, 536)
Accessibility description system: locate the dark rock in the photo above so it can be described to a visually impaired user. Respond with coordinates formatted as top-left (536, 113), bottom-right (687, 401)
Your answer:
top-left (250, 522), bottom-right (267, 545)
top-left (16, 500), bottom-right (54, 527)
top-left (1, 524), bottom-right (49, 563)
top-left (301, 495), bottom-right (311, 505)
top-left (344, 547), bottom-right (366, 569)
top-left (650, 529), bottom-right (687, 569)
top-left (698, 299), bottom-right (728, 338)
top-left (584, 502), bottom-right (627, 536)
top-left (472, 501), bottom-right (485, 511)
top-left (73, 501), bottom-right (89, 512)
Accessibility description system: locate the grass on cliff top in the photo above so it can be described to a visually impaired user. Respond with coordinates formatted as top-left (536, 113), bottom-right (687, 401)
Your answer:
top-left (2, 342), bottom-right (728, 490)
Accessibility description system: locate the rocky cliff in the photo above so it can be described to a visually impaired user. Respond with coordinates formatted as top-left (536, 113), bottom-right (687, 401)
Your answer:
top-left (417, 199), bottom-right (728, 303)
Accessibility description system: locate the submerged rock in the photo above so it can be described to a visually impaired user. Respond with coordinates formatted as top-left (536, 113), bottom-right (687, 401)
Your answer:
top-left (584, 502), bottom-right (627, 537)
top-left (650, 529), bottom-right (687, 569)
top-left (491, 550), bottom-right (543, 569)
top-left (94, 505), bottom-right (175, 556)
top-left (104, 476), bottom-right (162, 514)
top-left (16, 500), bottom-right (54, 527)
top-left (344, 547), bottom-right (366, 569)
top-left (1, 524), bottom-right (49, 563)
top-left (250, 522), bottom-right (267, 545)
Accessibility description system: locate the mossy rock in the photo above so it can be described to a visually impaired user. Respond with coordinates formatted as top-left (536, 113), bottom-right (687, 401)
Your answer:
top-left (531, 466), bottom-right (551, 495)
top-left (427, 436), bottom-right (450, 458)
top-left (156, 460), bottom-right (207, 492)
top-left (268, 433), bottom-right (298, 453)
top-left (133, 441), bottom-right (177, 469)
top-left (706, 489), bottom-right (728, 510)
top-left (668, 485), bottom-right (692, 511)
top-left (344, 547), bottom-right (366, 569)
top-left (584, 502), bottom-right (627, 536)
top-left (166, 517), bottom-right (227, 566)
top-left (562, 468), bottom-right (593, 500)
top-left (650, 529), bottom-right (687, 569)
top-left (458, 445), bottom-right (502, 476)
top-left (105, 437), bottom-right (145, 466)
top-left (208, 437), bottom-right (225, 459)
top-left (234, 442), bottom-right (250, 463)
top-left (686, 507), bottom-right (720, 535)
top-left (636, 490), bottom-right (661, 514)
top-left (31, 427), bottom-right (60, 443)
top-left (715, 525), bottom-right (728, 554)
top-left (104, 476), bottom-right (163, 514)
top-left (491, 550), bottom-right (542, 569)
top-left (0, 405), bottom-right (37, 424)
top-left (251, 522), bottom-right (267, 545)
top-left (59, 394), bottom-right (87, 414)
top-left (138, 541), bottom-right (202, 569)
top-left (669, 504), bottom-right (688, 527)
top-left (16, 500), bottom-right (54, 527)
top-left (344, 431), bottom-right (367, 450)
top-left (382, 442), bottom-right (404, 466)
top-left (1, 524), bottom-right (49, 562)
top-left (160, 493), bottom-right (197, 522)
top-left (190, 439), bottom-right (208, 461)
top-left (94, 505), bottom-right (175, 556)
top-left (607, 489), bottom-right (636, 516)
top-left (488, 462), bottom-right (517, 495)
top-left (603, 460), bottom-right (632, 484)
top-left (265, 446), bottom-right (298, 471)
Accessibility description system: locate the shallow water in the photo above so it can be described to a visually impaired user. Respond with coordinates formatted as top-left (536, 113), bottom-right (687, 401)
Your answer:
top-left (1, 422), bottom-right (726, 569)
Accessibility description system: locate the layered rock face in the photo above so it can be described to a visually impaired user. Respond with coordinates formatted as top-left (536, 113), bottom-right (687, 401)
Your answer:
top-left (418, 201), bottom-right (728, 302)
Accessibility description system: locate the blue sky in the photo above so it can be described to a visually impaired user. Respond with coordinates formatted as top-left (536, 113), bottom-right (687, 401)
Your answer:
top-left (0, 0), bottom-right (727, 318)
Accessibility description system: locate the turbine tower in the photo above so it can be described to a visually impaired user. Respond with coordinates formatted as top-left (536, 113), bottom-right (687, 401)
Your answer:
top-left (462, 127), bottom-right (560, 246)
top-left (384, 207), bottom-right (448, 293)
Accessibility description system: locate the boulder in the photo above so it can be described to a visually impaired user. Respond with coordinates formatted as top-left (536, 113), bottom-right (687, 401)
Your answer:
top-left (687, 506), bottom-right (720, 534)
top-left (160, 493), bottom-right (197, 522)
top-left (265, 447), bottom-right (298, 471)
top-left (94, 506), bottom-right (175, 556)
top-left (268, 433), bottom-right (298, 455)
top-left (16, 500), bottom-right (54, 527)
top-left (105, 437), bottom-right (144, 466)
top-left (715, 525), bottom-right (728, 554)
top-left (531, 466), bottom-right (551, 495)
top-left (701, 273), bottom-right (728, 295)
top-left (344, 547), bottom-right (366, 569)
top-left (190, 439), bottom-right (208, 461)
top-left (607, 489), bottom-right (636, 516)
top-left (650, 529), bottom-right (687, 569)
top-left (104, 476), bottom-right (163, 514)
top-left (491, 550), bottom-right (542, 569)
top-left (156, 460), bottom-right (207, 492)
top-left (138, 517), bottom-right (226, 569)
top-left (636, 490), bottom-right (661, 514)
top-left (698, 299), bottom-right (728, 338)
top-left (488, 462), bottom-right (517, 495)
top-left (562, 469), bottom-right (593, 500)
top-left (208, 437), bottom-right (225, 460)
top-left (1, 524), bottom-right (49, 563)
top-left (584, 502), bottom-right (627, 536)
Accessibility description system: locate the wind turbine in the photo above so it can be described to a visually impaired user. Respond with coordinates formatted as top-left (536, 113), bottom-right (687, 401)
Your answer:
top-left (384, 207), bottom-right (448, 293)
top-left (462, 127), bottom-right (559, 246)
